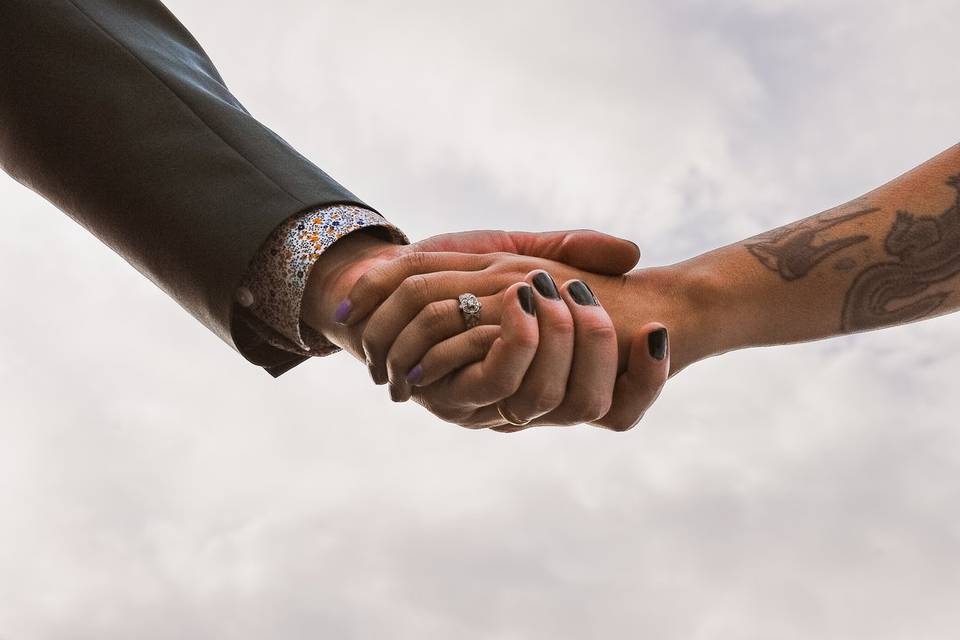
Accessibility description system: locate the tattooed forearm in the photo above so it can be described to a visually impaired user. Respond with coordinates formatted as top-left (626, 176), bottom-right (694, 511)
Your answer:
top-left (686, 146), bottom-right (960, 360)
top-left (744, 206), bottom-right (877, 281)
top-left (841, 176), bottom-right (960, 332)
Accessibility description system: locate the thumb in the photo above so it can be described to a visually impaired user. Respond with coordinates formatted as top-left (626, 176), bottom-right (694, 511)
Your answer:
top-left (411, 229), bottom-right (641, 275)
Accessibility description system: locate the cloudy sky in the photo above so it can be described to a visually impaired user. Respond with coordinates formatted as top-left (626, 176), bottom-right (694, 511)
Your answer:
top-left (3, 0), bottom-right (960, 637)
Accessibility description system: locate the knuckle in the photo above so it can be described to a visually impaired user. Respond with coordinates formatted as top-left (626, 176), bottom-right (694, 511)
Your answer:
top-left (533, 387), bottom-right (566, 414)
top-left (543, 317), bottom-right (574, 338)
top-left (401, 274), bottom-right (433, 305)
top-left (512, 384), bottom-right (564, 417)
top-left (581, 322), bottom-right (617, 344)
top-left (484, 253), bottom-right (522, 275)
top-left (424, 300), bottom-right (452, 326)
top-left (573, 396), bottom-right (613, 424)
top-left (402, 251), bottom-right (431, 273)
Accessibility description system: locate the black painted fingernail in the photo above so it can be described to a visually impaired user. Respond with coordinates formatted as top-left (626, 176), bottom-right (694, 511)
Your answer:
top-left (568, 280), bottom-right (598, 306)
top-left (532, 272), bottom-right (560, 299)
top-left (518, 286), bottom-right (536, 315)
top-left (648, 328), bottom-right (668, 361)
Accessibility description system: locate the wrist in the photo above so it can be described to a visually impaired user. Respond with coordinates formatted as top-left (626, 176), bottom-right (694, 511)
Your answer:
top-left (661, 253), bottom-right (756, 369)
top-left (611, 260), bottom-right (737, 375)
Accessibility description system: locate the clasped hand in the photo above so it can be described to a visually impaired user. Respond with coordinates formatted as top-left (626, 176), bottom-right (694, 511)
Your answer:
top-left (302, 229), bottom-right (674, 432)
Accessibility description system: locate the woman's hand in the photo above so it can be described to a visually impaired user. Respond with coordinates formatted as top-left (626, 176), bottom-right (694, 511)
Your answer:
top-left (337, 251), bottom-right (681, 431)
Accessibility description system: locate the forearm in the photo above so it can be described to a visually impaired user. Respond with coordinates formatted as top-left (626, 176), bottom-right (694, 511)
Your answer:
top-left (677, 143), bottom-right (960, 362)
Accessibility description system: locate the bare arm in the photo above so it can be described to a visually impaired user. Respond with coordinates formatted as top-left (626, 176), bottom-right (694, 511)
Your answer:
top-left (608, 143), bottom-right (960, 372)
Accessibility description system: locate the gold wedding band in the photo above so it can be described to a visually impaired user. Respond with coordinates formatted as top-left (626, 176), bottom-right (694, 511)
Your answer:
top-left (496, 402), bottom-right (532, 427)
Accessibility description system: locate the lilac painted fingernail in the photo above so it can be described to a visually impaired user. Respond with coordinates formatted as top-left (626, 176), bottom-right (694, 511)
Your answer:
top-left (335, 300), bottom-right (352, 324)
top-left (406, 364), bottom-right (424, 385)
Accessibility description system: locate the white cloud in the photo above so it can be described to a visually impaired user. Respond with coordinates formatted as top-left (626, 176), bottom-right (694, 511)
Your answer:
top-left (2, 0), bottom-right (960, 638)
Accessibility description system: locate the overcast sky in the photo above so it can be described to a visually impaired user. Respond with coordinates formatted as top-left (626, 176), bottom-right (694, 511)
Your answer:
top-left (3, 0), bottom-right (960, 637)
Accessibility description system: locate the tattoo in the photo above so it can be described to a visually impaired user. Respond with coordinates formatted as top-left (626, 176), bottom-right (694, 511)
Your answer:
top-left (745, 206), bottom-right (877, 281)
top-left (841, 176), bottom-right (960, 332)
top-left (834, 258), bottom-right (857, 271)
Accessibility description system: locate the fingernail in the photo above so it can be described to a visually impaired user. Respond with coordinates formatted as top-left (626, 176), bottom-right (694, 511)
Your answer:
top-left (628, 240), bottom-right (641, 256)
top-left (406, 364), bottom-right (424, 385)
top-left (389, 384), bottom-right (407, 403)
top-left (568, 280), bottom-right (598, 306)
top-left (648, 328), bottom-right (668, 361)
top-left (532, 272), bottom-right (560, 299)
top-left (518, 286), bottom-right (536, 315)
top-left (335, 300), bottom-right (352, 324)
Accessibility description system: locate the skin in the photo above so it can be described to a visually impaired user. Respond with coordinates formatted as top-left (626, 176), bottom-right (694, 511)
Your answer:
top-left (687, 143), bottom-right (960, 355)
top-left (341, 142), bottom-right (960, 432)
top-left (340, 250), bottom-right (673, 430)
top-left (301, 229), bottom-right (669, 431)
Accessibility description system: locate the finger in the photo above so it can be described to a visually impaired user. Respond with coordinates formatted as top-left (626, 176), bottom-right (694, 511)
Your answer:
top-left (591, 324), bottom-right (670, 432)
top-left (361, 270), bottom-right (511, 385)
top-left (412, 230), bottom-right (642, 276)
top-left (339, 252), bottom-right (493, 325)
top-left (533, 279), bottom-right (618, 426)
top-left (414, 283), bottom-right (539, 413)
top-left (408, 325), bottom-right (501, 388)
top-left (496, 271), bottom-right (574, 423)
top-left (386, 294), bottom-right (504, 402)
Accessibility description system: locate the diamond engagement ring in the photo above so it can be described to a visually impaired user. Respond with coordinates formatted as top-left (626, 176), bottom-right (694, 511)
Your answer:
top-left (458, 293), bottom-right (482, 329)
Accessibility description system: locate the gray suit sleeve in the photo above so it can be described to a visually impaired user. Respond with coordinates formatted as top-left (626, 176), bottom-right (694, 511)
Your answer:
top-left (0, 0), bottom-right (382, 375)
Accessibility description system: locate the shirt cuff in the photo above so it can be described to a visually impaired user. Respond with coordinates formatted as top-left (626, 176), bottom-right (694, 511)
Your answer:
top-left (236, 204), bottom-right (408, 356)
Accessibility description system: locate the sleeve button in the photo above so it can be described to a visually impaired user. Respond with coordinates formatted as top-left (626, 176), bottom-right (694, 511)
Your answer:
top-left (235, 287), bottom-right (255, 308)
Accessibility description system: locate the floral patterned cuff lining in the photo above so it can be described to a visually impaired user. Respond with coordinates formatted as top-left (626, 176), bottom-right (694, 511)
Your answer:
top-left (235, 204), bottom-right (408, 357)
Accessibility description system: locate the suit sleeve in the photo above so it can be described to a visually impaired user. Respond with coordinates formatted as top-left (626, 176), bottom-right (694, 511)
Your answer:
top-left (0, 0), bottom-right (391, 374)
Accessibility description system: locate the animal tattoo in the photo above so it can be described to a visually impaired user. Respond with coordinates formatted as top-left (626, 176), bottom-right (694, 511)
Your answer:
top-left (841, 176), bottom-right (960, 332)
top-left (745, 206), bottom-right (877, 281)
